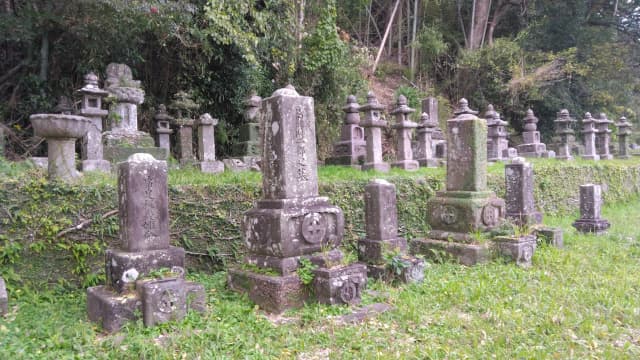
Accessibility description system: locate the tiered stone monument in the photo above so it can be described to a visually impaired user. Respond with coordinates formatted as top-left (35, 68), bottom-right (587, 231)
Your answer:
top-left (554, 109), bottom-right (576, 160)
top-left (87, 153), bottom-right (205, 332)
top-left (153, 105), bottom-right (173, 153)
top-left (517, 109), bottom-right (549, 158)
top-left (596, 113), bottom-right (613, 160)
top-left (390, 95), bottom-right (419, 171)
top-left (358, 179), bottom-right (425, 282)
top-left (102, 63), bottom-right (167, 163)
top-left (410, 99), bottom-right (506, 265)
top-left (616, 116), bottom-right (632, 159)
top-left (170, 91), bottom-right (198, 165)
top-left (415, 112), bottom-right (439, 167)
top-left (326, 95), bottom-right (366, 167)
top-left (572, 184), bottom-right (610, 234)
top-left (485, 105), bottom-right (509, 161)
top-left (228, 85), bottom-right (367, 313)
top-left (504, 157), bottom-right (542, 226)
top-left (359, 92), bottom-right (389, 172)
top-left (77, 72), bottom-right (111, 172)
top-left (30, 99), bottom-right (91, 181)
top-left (581, 112), bottom-right (599, 160)
top-left (422, 97), bottom-right (446, 159)
top-left (196, 113), bottom-right (224, 173)
top-left (0, 277), bottom-right (7, 316)
top-left (231, 91), bottom-right (262, 168)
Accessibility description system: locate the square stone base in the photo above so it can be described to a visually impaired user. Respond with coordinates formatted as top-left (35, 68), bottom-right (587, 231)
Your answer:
top-left (0, 277), bottom-right (7, 315)
top-left (572, 218), bottom-right (610, 234)
top-left (427, 191), bottom-right (506, 234)
top-left (366, 256), bottom-right (425, 284)
top-left (199, 161), bottom-right (224, 174)
top-left (312, 263), bottom-right (367, 305)
top-left (106, 246), bottom-right (185, 293)
top-left (227, 269), bottom-right (309, 314)
top-left (358, 237), bottom-right (407, 264)
top-left (410, 238), bottom-right (491, 266)
top-left (493, 235), bottom-right (537, 267)
top-left (87, 286), bottom-right (141, 333)
top-left (535, 226), bottom-right (563, 248)
top-left (362, 162), bottom-right (390, 172)
top-left (391, 160), bottom-right (419, 171)
top-left (82, 159), bottom-right (111, 172)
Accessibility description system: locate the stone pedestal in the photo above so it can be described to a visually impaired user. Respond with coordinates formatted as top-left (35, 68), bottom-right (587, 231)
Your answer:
top-left (536, 226), bottom-right (564, 248)
top-left (572, 184), bottom-right (610, 234)
top-left (493, 235), bottom-right (537, 267)
top-left (78, 72), bottom-right (111, 172)
top-left (326, 95), bottom-right (366, 167)
top-left (581, 112), bottom-right (600, 160)
top-left (596, 113), bottom-right (613, 160)
top-left (517, 109), bottom-right (548, 158)
top-left (227, 86), bottom-right (366, 313)
top-left (411, 99), bottom-right (506, 265)
top-left (196, 113), bottom-right (224, 173)
top-left (87, 154), bottom-right (204, 332)
top-left (554, 109), bottom-right (576, 160)
top-left (415, 112), bottom-right (439, 167)
top-left (390, 95), bottom-right (419, 171)
top-left (505, 157), bottom-right (542, 225)
top-left (359, 179), bottom-right (425, 283)
top-left (360, 92), bottom-right (389, 172)
top-left (616, 116), bottom-right (632, 159)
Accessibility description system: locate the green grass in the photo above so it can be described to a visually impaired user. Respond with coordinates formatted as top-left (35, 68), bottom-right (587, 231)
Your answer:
top-left (2, 199), bottom-right (640, 359)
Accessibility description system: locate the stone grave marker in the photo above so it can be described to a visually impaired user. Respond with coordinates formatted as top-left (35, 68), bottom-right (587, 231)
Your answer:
top-left (231, 91), bottom-right (262, 168)
top-left (517, 109), bottom-right (548, 158)
top-left (616, 116), bottom-right (632, 159)
top-left (505, 157), bottom-right (542, 225)
top-left (77, 72), bottom-right (111, 172)
top-left (485, 105), bottom-right (509, 161)
top-left (390, 95), bottom-right (419, 171)
top-left (581, 112), bottom-right (599, 160)
top-left (326, 95), bottom-right (366, 167)
top-left (572, 184), bottom-right (610, 234)
top-left (359, 92), bottom-right (389, 172)
top-left (596, 113), bottom-right (613, 160)
top-left (154, 105), bottom-right (174, 152)
top-left (415, 112), bottom-right (439, 167)
top-left (554, 109), bottom-right (576, 160)
top-left (422, 96), bottom-right (446, 159)
top-left (196, 113), bottom-right (224, 173)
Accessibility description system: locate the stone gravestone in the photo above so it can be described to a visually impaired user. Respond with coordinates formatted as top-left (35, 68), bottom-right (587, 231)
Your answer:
top-left (505, 157), bottom-right (542, 226)
top-left (359, 92), bottom-right (389, 172)
top-left (102, 63), bottom-right (167, 163)
top-left (415, 112), bottom-right (439, 167)
top-left (422, 97), bottom-right (446, 160)
top-left (77, 72), bottom-right (111, 172)
top-left (517, 109), bottom-right (548, 158)
top-left (596, 113), bottom-right (613, 160)
top-left (358, 179), bottom-right (425, 283)
top-left (390, 95), bottom-right (419, 171)
top-left (411, 99), bottom-right (506, 265)
top-left (616, 116), bottom-right (632, 159)
top-left (554, 109), bottom-right (576, 160)
top-left (572, 184), bottom-right (610, 234)
top-left (231, 91), bottom-right (262, 168)
top-left (153, 105), bottom-right (174, 153)
top-left (87, 153), bottom-right (205, 332)
top-left (196, 113), bottom-right (224, 173)
top-left (0, 277), bottom-right (7, 315)
top-left (325, 95), bottom-right (366, 168)
top-left (581, 112), bottom-right (599, 160)
top-left (228, 85), bottom-right (367, 313)
top-left (485, 105), bottom-right (509, 161)
top-left (170, 91), bottom-right (198, 165)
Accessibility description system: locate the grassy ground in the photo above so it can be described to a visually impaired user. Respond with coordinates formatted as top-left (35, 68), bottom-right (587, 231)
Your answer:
top-left (2, 197), bottom-right (640, 359)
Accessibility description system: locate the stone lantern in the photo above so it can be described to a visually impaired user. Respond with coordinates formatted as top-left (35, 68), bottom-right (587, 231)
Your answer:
top-left (390, 95), bottom-right (418, 171)
top-left (554, 109), bottom-right (576, 160)
top-left (77, 72), bottom-right (110, 172)
top-left (616, 116), bottom-right (632, 159)
top-left (359, 92), bottom-right (389, 172)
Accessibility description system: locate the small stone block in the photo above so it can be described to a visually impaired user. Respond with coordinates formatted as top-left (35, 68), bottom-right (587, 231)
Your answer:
top-left (362, 162), bottom-right (390, 172)
top-left (227, 268), bottom-right (309, 314)
top-left (312, 263), bottom-right (367, 305)
top-left (86, 285), bottom-right (142, 333)
top-left (536, 227), bottom-right (564, 248)
top-left (0, 277), bottom-right (7, 316)
top-left (572, 219), bottom-right (611, 234)
top-left (82, 159), bottom-right (111, 172)
top-left (308, 249), bottom-right (344, 268)
top-left (334, 303), bottom-right (393, 324)
top-left (106, 246), bottom-right (185, 293)
top-left (358, 237), bottom-right (407, 264)
top-left (185, 282), bottom-right (207, 313)
top-left (493, 235), bottom-right (537, 267)
top-left (367, 256), bottom-right (425, 283)
top-left (410, 238), bottom-right (491, 266)
top-left (140, 278), bottom-right (187, 327)
top-left (199, 161), bottom-right (224, 174)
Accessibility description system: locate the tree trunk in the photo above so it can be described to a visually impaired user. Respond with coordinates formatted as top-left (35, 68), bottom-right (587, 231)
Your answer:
top-left (469, 0), bottom-right (492, 49)
top-left (397, 0), bottom-right (402, 64)
top-left (39, 32), bottom-right (49, 83)
top-left (410, 0), bottom-right (418, 80)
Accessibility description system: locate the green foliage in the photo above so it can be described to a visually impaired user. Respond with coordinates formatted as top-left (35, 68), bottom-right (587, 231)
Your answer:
top-left (296, 258), bottom-right (317, 286)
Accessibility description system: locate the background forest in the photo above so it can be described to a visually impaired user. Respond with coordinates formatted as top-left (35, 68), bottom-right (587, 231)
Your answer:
top-left (1, 0), bottom-right (640, 159)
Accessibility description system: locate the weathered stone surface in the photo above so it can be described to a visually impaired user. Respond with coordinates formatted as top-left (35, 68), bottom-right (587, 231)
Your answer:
top-left (106, 246), bottom-right (185, 293)
top-left (78, 72), bottom-right (110, 173)
top-left (516, 109), bottom-right (548, 158)
top-left (313, 263), bottom-right (367, 305)
top-left (616, 116), bottom-right (632, 159)
top-left (572, 184), bottom-right (610, 234)
top-left (154, 104), bottom-right (174, 152)
top-left (359, 92), bottom-right (389, 172)
top-left (86, 285), bottom-right (141, 333)
top-left (195, 113), bottom-right (223, 173)
top-left (446, 99), bottom-right (486, 192)
top-left (0, 277), bottom-right (7, 315)
top-left (227, 269), bottom-right (309, 314)
top-left (422, 97), bottom-right (446, 158)
top-left (233, 91), bottom-right (262, 158)
top-left (536, 226), bottom-right (564, 248)
top-left (596, 113), bottom-right (613, 160)
top-left (174, 119), bottom-right (196, 165)
top-left (505, 157), bottom-right (542, 225)
top-left (554, 109), bottom-right (576, 160)
top-left (366, 256), bottom-right (426, 283)
top-left (390, 95), bottom-right (419, 171)
top-left (410, 238), bottom-right (491, 266)
top-left (333, 303), bottom-right (392, 324)
top-left (485, 105), bottom-right (509, 161)
top-left (326, 95), bottom-right (366, 167)
top-left (29, 157), bottom-right (48, 169)
top-left (118, 154), bottom-right (169, 252)
top-left (139, 277), bottom-right (187, 327)
top-left (415, 112), bottom-right (439, 167)
top-left (493, 235), bottom-right (537, 267)
top-left (581, 112), bottom-right (599, 160)
top-left (103, 146), bottom-right (168, 164)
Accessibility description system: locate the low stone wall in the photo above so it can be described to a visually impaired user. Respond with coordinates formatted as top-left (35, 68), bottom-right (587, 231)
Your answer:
top-left (2, 160), bottom-right (640, 288)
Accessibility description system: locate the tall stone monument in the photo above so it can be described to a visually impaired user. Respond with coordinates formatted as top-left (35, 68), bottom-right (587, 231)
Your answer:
top-left (596, 113), bottom-right (613, 160)
top-left (196, 113), bottom-right (224, 173)
top-left (87, 153), bottom-right (205, 332)
top-left (153, 105), bottom-right (173, 153)
top-left (422, 97), bottom-right (446, 159)
top-left (102, 63), bottom-right (167, 162)
top-left (485, 105), bottom-right (509, 161)
top-left (616, 116), bottom-right (632, 159)
top-left (554, 109), bottom-right (576, 160)
top-left (517, 109), bottom-right (548, 158)
top-left (411, 99), bottom-right (506, 265)
top-left (581, 112), bottom-right (599, 160)
top-left (504, 157), bottom-right (542, 225)
top-left (359, 92), bottom-right (389, 172)
top-left (326, 95), bottom-right (366, 167)
top-left (390, 95), bottom-right (419, 171)
top-left (358, 179), bottom-right (425, 282)
top-left (77, 72), bottom-right (111, 172)
top-left (170, 91), bottom-right (198, 165)
top-left (572, 184), bottom-right (610, 234)
top-left (228, 85), bottom-right (367, 312)
top-left (415, 112), bottom-right (439, 167)
top-left (232, 91), bottom-right (262, 167)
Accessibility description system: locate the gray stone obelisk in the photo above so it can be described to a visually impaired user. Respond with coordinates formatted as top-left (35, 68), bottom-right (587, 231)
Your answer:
top-left (581, 112), bottom-right (599, 160)
top-left (390, 95), bottom-right (419, 171)
top-left (360, 92), bottom-right (389, 172)
top-left (196, 113), bottom-right (224, 173)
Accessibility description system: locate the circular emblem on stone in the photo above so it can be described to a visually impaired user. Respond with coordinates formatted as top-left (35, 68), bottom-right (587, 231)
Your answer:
top-left (339, 280), bottom-right (358, 304)
top-left (440, 205), bottom-right (458, 225)
top-left (482, 205), bottom-right (499, 227)
top-left (302, 212), bottom-right (327, 244)
top-left (158, 289), bottom-right (178, 313)
top-left (404, 263), bottom-right (425, 283)
top-left (521, 245), bottom-right (533, 263)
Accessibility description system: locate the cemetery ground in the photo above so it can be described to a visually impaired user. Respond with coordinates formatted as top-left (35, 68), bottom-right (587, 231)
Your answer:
top-left (2, 159), bottom-right (640, 358)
